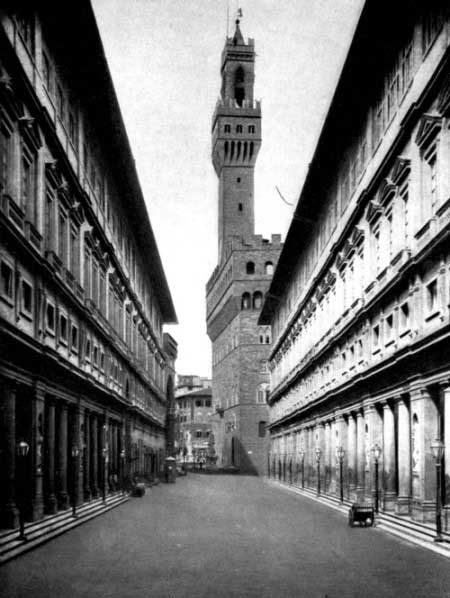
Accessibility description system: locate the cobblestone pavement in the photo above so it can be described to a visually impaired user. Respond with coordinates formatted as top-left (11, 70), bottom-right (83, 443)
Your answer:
top-left (1, 475), bottom-right (450, 598)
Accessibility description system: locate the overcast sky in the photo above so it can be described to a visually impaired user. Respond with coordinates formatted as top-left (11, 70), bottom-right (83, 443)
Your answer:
top-left (91, 0), bottom-right (364, 378)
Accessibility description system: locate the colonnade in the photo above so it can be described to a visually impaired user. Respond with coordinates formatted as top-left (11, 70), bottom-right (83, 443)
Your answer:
top-left (269, 382), bottom-right (450, 525)
top-left (0, 376), bottom-right (125, 529)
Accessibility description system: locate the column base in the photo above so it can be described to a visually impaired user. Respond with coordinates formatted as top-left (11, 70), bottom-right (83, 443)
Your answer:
top-left (45, 494), bottom-right (57, 515)
top-left (31, 497), bottom-right (44, 521)
top-left (382, 491), bottom-right (397, 512)
top-left (356, 486), bottom-right (365, 501)
top-left (1, 502), bottom-right (19, 529)
top-left (395, 495), bottom-right (411, 515)
top-left (90, 485), bottom-right (99, 499)
top-left (411, 499), bottom-right (436, 523)
top-left (443, 506), bottom-right (450, 533)
top-left (84, 488), bottom-right (92, 502)
top-left (57, 492), bottom-right (69, 510)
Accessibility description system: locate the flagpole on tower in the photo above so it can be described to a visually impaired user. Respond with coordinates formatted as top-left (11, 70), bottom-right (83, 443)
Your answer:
top-left (226, 0), bottom-right (230, 37)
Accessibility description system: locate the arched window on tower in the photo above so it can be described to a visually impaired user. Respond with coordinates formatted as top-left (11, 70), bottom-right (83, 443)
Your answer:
top-left (241, 292), bottom-right (250, 310)
top-left (253, 291), bottom-right (263, 309)
top-left (234, 66), bottom-right (245, 107)
top-left (265, 261), bottom-right (274, 275)
top-left (246, 261), bottom-right (255, 275)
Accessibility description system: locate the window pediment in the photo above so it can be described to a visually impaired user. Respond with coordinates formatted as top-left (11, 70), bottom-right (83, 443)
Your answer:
top-left (19, 116), bottom-right (41, 150)
top-left (391, 156), bottom-right (411, 185)
top-left (366, 200), bottom-right (383, 224)
top-left (378, 178), bottom-right (396, 206)
top-left (415, 113), bottom-right (441, 150)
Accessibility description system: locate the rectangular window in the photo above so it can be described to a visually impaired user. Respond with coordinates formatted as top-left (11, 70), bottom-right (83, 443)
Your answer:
top-left (69, 226), bottom-right (79, 280)
top-left (0, 261), bottom-right (13, 300)
top-left (224, 124), bottom-right (231, 133)
top-left (236, 125), bottom-right (243, 133)
top-left (93, 345), bottom-right (98, 367)
top-left (21, 279), bottom-right (33, 315)
top-left (46, 302), bottom-right (55, 332)
top-left (59, 313), bottom-right (68, 343)
top-left (21, 146), bottom-right (37, 222)
top-left (0, 120), bottom-right (13, 194)
top-left (56, 83), bottom-right (65, 123)
top-left (85, 338), bottom-right (91, 361)
top-left (248, 125), bottom-right (255, 134)
top-left (45, 188), bottom-right (55, 251)
top-left (385, 314), bottom-right (394, 341)
top-left (400, 302), bottom-right (409, 330)
top-left (58, 211), bottom-right (67, 266)
top-left (42, 51), bottom-right (52, 91)
top-left (68, 109), bottom-right (78, 147)
top-left (71, 324), bottom-right (78, 352)
top-left (373, 325), bottom-right (380, 348)
top-left (426, 279), bottom-right (438, 313)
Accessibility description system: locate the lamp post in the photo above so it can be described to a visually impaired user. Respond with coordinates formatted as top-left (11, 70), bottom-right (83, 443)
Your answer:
top-left (336, 446), bottom-right (345, 504)
top-left (120, 448), bottom-right (126, 495)
top-left (16, 440), bottom-right (29, 542)
top-left (371, 443), bottom-right (382, 514)
top-left (430, 438), bottom-right (445, 542)
top-left (71, 445), bottom-right (80, 518)
top-left (102, 446), bottom-right (108, 503)
top-left (299, 449), bottom-right (305, 489)
top-left (315, 447), bottom-right (322, 496)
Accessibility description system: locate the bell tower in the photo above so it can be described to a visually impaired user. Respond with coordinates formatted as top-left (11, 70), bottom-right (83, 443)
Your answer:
top-left (211, 19), bottom-right (261, 261)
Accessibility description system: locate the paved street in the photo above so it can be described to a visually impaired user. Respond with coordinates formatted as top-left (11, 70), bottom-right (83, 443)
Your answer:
top-left (1, 475), bottom-right (450, 598)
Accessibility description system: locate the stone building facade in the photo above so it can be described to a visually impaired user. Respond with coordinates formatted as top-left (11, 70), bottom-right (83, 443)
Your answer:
top-left (260, 0), bottom-right (450, 525)
top-left (206, 21), bottom-right (281, 475)
top-left (0, 3), bottom-right (177, 530)
top-left (175, 386), bottom-right (213, 463)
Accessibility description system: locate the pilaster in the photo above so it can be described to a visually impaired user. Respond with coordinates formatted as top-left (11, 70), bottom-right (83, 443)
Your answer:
top-left (1, 379), bottom-right (19, 528)
top-left (382, 400), bottom-right (397, 511)
top-left (31, 383), bottom-right (45, 520)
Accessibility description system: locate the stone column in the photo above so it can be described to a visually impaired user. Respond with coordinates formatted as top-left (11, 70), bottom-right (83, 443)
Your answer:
top-left (347, 413), bottom-right (357, 499)
top-left (410, 386), bottom-right (439, 522)
top-left (356, 409), bottom-right (366, 500)
top-left (443, 385), bottom-right (450, 516)
top-left (382, 401), bottom-right (397, 511)
top-left (83, 410), bottom-right (91, 501)
top-left (1, 380), bottom-right (19, 528)
top-left (324, 421), bottom-right (331, 493)
top-left (90, 413), bottom-right (98, 498)
top-left (396, 397), bottom-right (411, 515)
top-left (366, 403), bottom-right (383, 503)
top-left (45, 399), bottom-right (57, 514)
top-left (316, 422), bottom-right (325, 494)
top-left (72, 404), bottom-right (83, 507)
top-left (334, 412), bottom-right (347, 499)
top-left (31, 384), bottom-right (45, 520)
top-left (57, 403), bottom-right (69, 510)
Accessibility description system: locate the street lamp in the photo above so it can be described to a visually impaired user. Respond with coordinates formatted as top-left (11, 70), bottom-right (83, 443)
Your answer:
top-left (336, 446), bottom-right (345, 504)
top-left (315, 447), bottom-right (322, 496)
top-left (430, 438), bottom-right (445, 542)
top-left (102, 446), bottom-right (108, 503)
top-left (16, 440), bottom-right (29, 542)
top-left (71, 445), bottom-right (80, 518)
top-left (371, 443), bottom-right (382, 514)
top-left (299, 448), bottom-right (305, 489)
top-left (120, 448), bottom-right (126, 495)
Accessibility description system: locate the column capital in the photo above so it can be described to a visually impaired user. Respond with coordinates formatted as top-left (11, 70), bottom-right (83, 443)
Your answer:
top-left (439, 380), bottom-right (450, 393)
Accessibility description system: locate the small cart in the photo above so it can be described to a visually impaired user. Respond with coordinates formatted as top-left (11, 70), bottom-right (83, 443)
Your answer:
top-left (348, 503), bottom-right (375, 527)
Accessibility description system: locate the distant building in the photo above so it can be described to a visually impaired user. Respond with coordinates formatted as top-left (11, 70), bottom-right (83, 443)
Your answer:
top-left (0, 3), bottom-right (177, 531)
top-left (175, 386), bottom-right (213, 462)
top-left (260, 0), bottom-right (450, 525)
top-left (175, 374), bottom-right (211, 397)
top-left (206, 20), bottom-right (281, 475)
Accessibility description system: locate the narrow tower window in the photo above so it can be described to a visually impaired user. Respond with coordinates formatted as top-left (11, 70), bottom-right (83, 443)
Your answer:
top-left (246, 262), bottom-right (255, 275)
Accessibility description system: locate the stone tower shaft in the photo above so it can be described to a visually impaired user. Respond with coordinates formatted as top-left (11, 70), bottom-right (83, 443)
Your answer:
top-left (211, 21), bottom-right (261, 261)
